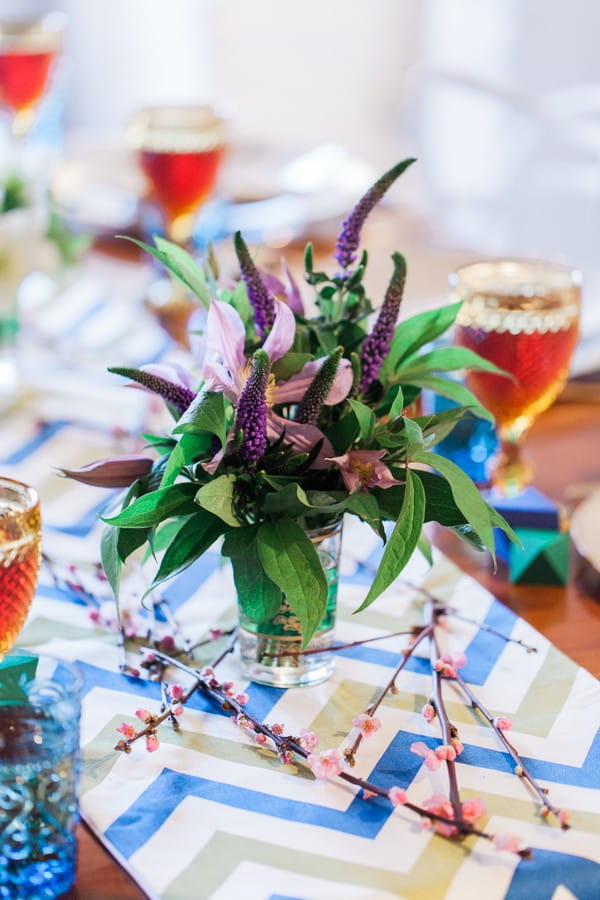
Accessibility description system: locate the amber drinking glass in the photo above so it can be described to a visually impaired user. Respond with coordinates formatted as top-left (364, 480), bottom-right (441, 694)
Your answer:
top-left (127, 105), bottom-right (226, 245)
top-left (450, 259), bottom-right (581, 496)
top-left (0, 12), bottom-right (65, 138)
top-left (0, 478), bottom-right (41, 658)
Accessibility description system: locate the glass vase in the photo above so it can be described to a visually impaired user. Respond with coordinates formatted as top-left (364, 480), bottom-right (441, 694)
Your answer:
top-left (237, 519), bottom-right (343, 687)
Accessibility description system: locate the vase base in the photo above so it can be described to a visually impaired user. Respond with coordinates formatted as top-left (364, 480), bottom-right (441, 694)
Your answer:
top-left (239, 653), bottom-right (335, 687)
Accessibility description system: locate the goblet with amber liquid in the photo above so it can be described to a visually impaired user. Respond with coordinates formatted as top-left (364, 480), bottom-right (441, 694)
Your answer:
top-left (127, 105), bottom-right (226, 246)
top-left (450, 260), bottom-right (581, 496)
top-left (0, 478), bottom-right (41, 658)
top-left (0, 12), bottom-right (65, 138)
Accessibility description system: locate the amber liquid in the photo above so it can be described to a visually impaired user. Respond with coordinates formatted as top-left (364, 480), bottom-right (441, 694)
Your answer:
top-left (0, 49), bottom-right (55, 112)
top-left (140, 146), bottom-right (225, 220)
top-left (456, 300), bottom-right (579, 436)
top-left (0, 490), bottom-right (41, 657)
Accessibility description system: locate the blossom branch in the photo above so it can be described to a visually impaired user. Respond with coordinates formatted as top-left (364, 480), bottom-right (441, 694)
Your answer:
top-left (263, 628), bottom-right (417, 659)
top-left (452, 672), bottom-right (570, 829)
top-left (430, 631), bottom-right (465, 828)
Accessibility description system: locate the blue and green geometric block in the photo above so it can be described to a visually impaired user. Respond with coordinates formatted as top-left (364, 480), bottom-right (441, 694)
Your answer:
top-left (487, 486), bottom-right (570, 585)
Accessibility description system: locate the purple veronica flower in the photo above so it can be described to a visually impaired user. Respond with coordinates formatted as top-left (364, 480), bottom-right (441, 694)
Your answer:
top-left (235, 349), bottom-right (270, 464)
top-left (296, 347), bottom-right (343, 425)
top-left (334, 159), bottom-right (416, 272)
top-left (234, 231), bottom-right (276, 339)
top-left (108, 366), bottom-right (196, 414)
top-left (359, 252), bottom-right (406, 393)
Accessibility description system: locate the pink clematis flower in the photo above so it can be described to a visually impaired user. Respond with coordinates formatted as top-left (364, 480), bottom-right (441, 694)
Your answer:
top-left (307, 749), bottom-right (344, 779)
top-left (352, 713), bottom-right (382, 737)
top-left (327, 449), bottom-right (400, 493)
top-left (201, 299), bottom-right (352, 467)
top-left (410, 741), bottom-right (442, 771)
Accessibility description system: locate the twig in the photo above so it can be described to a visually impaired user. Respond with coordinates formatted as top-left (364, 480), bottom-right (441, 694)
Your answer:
top-left (343, 621), bottom-right (436, 766)
top-left (452, 672), bottom-right (569, 828)
top-left (443, 607), bottom-right (538, 654)
top-left (430, 631), bottom-right (465, 827)
top-left (263, 629), bottom-right (417, 659)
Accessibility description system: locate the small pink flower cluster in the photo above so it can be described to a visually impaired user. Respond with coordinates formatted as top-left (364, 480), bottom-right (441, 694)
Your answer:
top-left (421, 703), bottom-right (436, 723)
top-left (307, 748), bottom-right (344, 779)
top-left (433, 651), bottom-right (467, 679)
top-left (410, 740), bottom-right (464, 770)
top-left (493, 716), bottom-right (512, 731)
top-left (352, 713), bottom-right (382, 737)
top-left (298, 728), bottom-right (319, 752)
top-left (388, 786), bottom-right (408, 806)
top-left (421, 794), bottom-right (486, 837)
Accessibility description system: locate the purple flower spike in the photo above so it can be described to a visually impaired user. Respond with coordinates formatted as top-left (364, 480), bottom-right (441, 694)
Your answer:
top-left (359, 253), bottom-right (406, 393)
top-left (234, 231), bottom-right (276, 340)
top-left (235, 349), bottom-right (270, 465)
top-left (334, 159), bottom-right (416, 272)
top-left (108, 366), bottom-right (196, 414)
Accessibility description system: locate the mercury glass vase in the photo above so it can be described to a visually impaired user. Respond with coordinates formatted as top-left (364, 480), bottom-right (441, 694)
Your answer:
top-left (237, 519), bottom-right (343, 687)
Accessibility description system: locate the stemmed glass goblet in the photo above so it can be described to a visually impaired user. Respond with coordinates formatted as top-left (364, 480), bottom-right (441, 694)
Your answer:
top-left (0, 12), bottom-right (66, 139)
top-left (450, 259), bottom-right (581, 497)
top-left (126, 104), bottom-right (226, 246)
top-left (0, 477), bottom-right (41, 658)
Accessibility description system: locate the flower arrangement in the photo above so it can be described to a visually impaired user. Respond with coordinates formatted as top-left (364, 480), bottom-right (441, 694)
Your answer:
top-left (61, 159), bottom-right (515, 651)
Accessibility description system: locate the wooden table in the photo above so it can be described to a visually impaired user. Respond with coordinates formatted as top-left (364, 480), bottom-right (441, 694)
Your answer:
top-left (66, 398), bottom-right (600, 899)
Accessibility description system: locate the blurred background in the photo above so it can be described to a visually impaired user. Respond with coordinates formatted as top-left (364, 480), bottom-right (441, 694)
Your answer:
top-left (1, 0), bottom-right (600, 371)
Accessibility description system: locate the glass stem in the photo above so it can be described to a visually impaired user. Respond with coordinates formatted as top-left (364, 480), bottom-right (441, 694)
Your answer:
top-left (490, 436), bottom-right (534, 497)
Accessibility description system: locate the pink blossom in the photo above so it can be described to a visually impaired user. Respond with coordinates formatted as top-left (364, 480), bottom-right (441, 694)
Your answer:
top-left (160, 635), bottom-right (175, 652)
top-left (422, 794), bottom-right (457, 837)
top-left (256, 733), bottom-right (267, 744)
top-left (200, 666), bottom-right (215, 679)
top-left (461, 798), bottom-right (486, 823)
top-left (494, 833), bottom-right (526, 854)
top-left (410, 741), bottom-right (442, 771)
top-left (559, 810), bottom-right (571, 827)
top-left (433, 660), bottom-right (457, 679)
top-left (307, 749), bottom-right (344, 779)
top-left (168, 684), bottom-right (184, 702)
top-left (135, 708), bottom-right (151, 722)
top-left (279, 750), bottom-right (294, 764)
top-left (234, 692), bottom-right (249, 706)
top-left (209, 628), bottom-right (223, 641)
top-left (352, 713), bottom-right (382, 737)
top-left (298, 728), bottom-right (319, 752)
top-left (116, 722), bottom-right (136, 739)
top-left (271, 723), bottom-right (284, 735)
top-left (171, 705), bottom-right (184, 717)
top-left (327, 449), bottom-right (400, 493)
top-left (442, 651), bottom-right (467, 669)
top-left (421, 703), bottom-right (436, 723)
top-left (388, 786), bottom-right (408, 806)
top-left (434, 744), bottom-right (456, 762)
top-left (145, 733), bottom-right (160, 753)
top-left (493, 716), bottom-right (512, 731)
top-left (88, 610), bottom-right (101, 624)
top-left (451, 739), bottom-right (464, 756)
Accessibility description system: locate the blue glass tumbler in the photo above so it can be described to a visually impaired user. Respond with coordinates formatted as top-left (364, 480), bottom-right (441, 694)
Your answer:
top-left (0, 652), bottom-right (81, 898)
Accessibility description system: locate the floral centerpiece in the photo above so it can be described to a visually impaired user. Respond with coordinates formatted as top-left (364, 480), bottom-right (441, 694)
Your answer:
top-left (62, 159), bottom-right (515, 686)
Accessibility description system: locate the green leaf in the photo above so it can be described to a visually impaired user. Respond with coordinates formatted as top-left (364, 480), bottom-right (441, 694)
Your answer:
top-left (356, 468), bottom-right (425, 612)
top-left (400, 375), bottom-right (495, 423)
top-left (160, 432), bottom-right (212, 488)
top-left (195, 474), bottom-right (240, 527)
top-left (100, 524), bottom-right (121, 601)
top-left (412, 407), bottom-right (476, 447)
top-left (412, 450), bottom-right (495, 555)
top-left (117, 526), bottom-right (149, 563)
top-left (403, 417), bottom-right (425, 455)
top-left (118, 235), bottom-right (211, 307)
top-left (264, 483), bottom-right (312, 517)
top-left (348, 399), bottom-right (375, 440)
top-left (379, 301), bottom-right (463, 380)
top-left (417, 531), bottom-right (433, 565)
top-left (304, 242), bottom-right (314, 274)
top-left (388, 385), bottom-right (404, 420)
top-left (229, 279), bottom-right (254, 327)
top-left (174, 391), bottom-right (228, 448)
top-left (396, 346), bottom-right (511, 380)
top-left (327, 409), bottom-right (360, 454)
top-left (223, 527), bottom-right (282, 622)
top-left (153, 237), bottom-right (212, 306)
top-left (257, 517), bottom-right (328, 646)
top-left (346, 491), bottom-right (385, 540)
top-left (272, 353), bottom-right (313, 381)
top-left (103, 483), bottom-right (198, 528)
top-left (150, 510), bottom-right (224, 589)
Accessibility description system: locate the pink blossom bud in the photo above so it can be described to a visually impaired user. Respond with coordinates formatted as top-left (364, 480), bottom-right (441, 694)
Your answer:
top-left (200, 667), bottom-right (215, 679)
top-left (450, 739), bottom-right (464, 756)
top-left (461, 797), bottom-right (486, 823)
top-left (558, 810), bottom-right (570, 827)
top-left (135, 708), bottom-right (151, 722)
top-left (145, 733), bottom-right (160, 753)
top-left (57, 455), bottom-right (154, 488)
top-left (421, 703), bottom-right (436, 723)
top-left (388, 786), bottom-right (408, 806)
top-left (234, 692), bottom-right (249, 706)
top-left (171, 705), bottom-right (184, 717)
top-left (494, 833), bottom-right (525, 854)
top-left (209, 628), bottom-right (223, 640)
top-left (168, 684), bottom-right (184, 701)
top-left (493, 716), bottom-right (512, 731)
top-left (256, 733), bottom-right (267, 744)
top-left (434, 744), bottom-right (457, 762)
top-left (160, 635), bottom-right (175, 652)
top-left (88, 610), bottom-right (101, 624)
top-left (116, 722), bottom-right (136, 739)
top-left (271, 723), bottom-right (284, 735)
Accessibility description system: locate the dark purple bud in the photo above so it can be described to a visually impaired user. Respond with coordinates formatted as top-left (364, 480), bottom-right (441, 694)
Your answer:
top-left (108, 366), bottom-right (196, 414)
top-left (296, 347), bottom-right (343, 425)
top-left (334, 159), bottom-right (416, 272)
top-left (359, 253), bottom-right (406, 393)
top-left (234, 231), bottom-right (276, 340)
top-left (234, 349), bottom-right (270, 465)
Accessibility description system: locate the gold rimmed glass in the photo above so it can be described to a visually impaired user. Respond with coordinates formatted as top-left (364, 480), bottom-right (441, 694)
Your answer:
top-left (127, 104), bottom-right (227, 245)
top-left (450, 259), bottom-right (581, 496)
top-left (0, 477), bottom-right (41, 658)
top-left (0, 11), bottom-right (66, 138)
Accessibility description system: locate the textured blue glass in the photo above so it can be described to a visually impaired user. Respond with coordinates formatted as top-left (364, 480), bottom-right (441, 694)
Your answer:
top-left (0, 656), bottom-right (80, 898)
